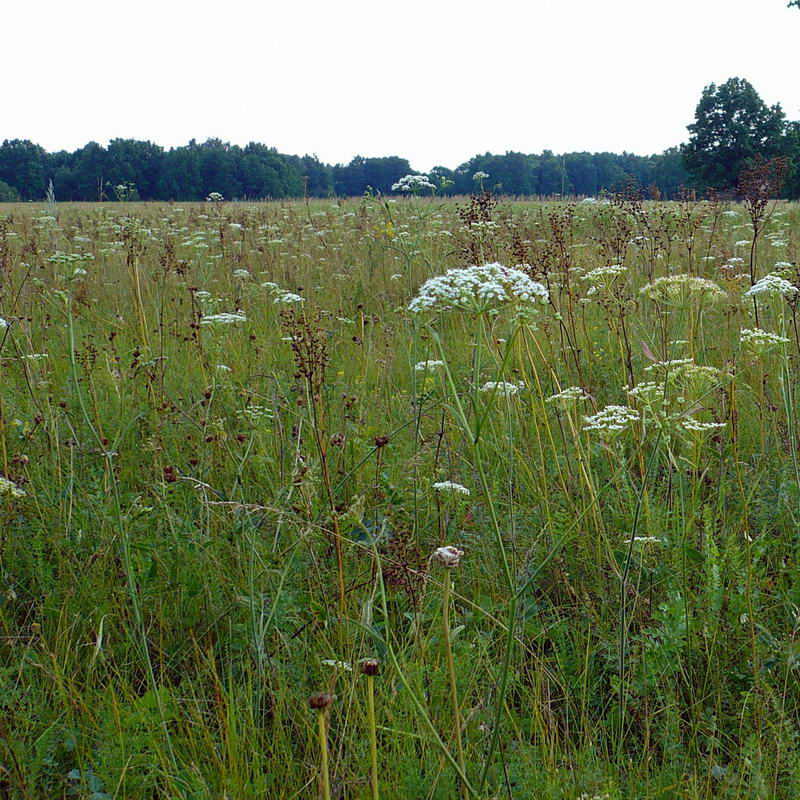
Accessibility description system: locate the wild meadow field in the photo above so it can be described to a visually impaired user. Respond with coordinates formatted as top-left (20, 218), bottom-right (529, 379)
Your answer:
top-left (2, 192), bottom-right (800, 799)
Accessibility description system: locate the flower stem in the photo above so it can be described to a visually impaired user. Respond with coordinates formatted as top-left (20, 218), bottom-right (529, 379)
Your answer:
top-left (443, 569), bottom-right (467, 799)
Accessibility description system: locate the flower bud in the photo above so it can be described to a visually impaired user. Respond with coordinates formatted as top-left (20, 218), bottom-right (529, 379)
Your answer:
top-left (432, 545), bottom-right (464, 568)
top-left (308, 692), bottom-right (335, 710)
top-left (359, 659), bottom-right (380, 676)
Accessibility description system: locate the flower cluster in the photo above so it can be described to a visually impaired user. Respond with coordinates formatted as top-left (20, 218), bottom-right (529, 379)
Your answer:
top-left (739, 327), bottom-right (790, 354)
top-left (580, 264), bottom-right (626, 286)
top-left (414, 360), bottom-right (445, 372)
top-left (640, 274), bottom-right (726, 305)
top-left (200, 312), bottom-right (248, 325)
top-left (546, 385), bottom-right (588, 405)
top-left (744, 273), bottom-right (798, 299)
top-left (0, 476), bottom-right (26, 498)
top-left (479, 381), bottom-right (525, 397)
top-left (583, 405), bottom-right (640, 434)
top-left (680, 418), bottom-right (726, 433)
top-left (391, 174), bottom-right (435, 193)
top-left (432, 481), bottom-right (470, 495)
top-left (408, 262), bottom-right (549, 314)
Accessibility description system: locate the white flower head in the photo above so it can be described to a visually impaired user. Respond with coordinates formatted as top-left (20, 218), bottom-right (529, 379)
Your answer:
top-left (392, 174), bottom-right (436, 193)
top-left (480, 381), bottom-right (525, 397)
top-left (415, 360), bottom-right (445, 372)
top-left (0, 476), bottom-right (26, 498)
top-left (744, 273), bottom-right (798, 299)
top-left (740, 327), bottom-right (789, 354)
top-left (432, 481), bottom-right (470, 496)
top-left (409, 262), bottom-right (548, 315)
top-left (583, 405), bottom-right (640, 435)
top-left (200, 312), bottom-right (248, 325)
top-left (546, 386), bottom-right (588, 405)
top-left (641, 275), bottom-right (726, 306)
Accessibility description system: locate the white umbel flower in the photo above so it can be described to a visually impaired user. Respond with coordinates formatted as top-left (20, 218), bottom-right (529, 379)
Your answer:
top-left (583, 405), bottom-right (640, 434)
top-left (409, 262), bottom-right (548, 314)
top-left (432, 481), bottom-right (470, 496)
top-left (479, 381), bottom-right (525, 397)
top-left (740, 328), bottom-right (789, 354)
top-left (641, 274), bottom-right (726, 305)
top-left (200, 312), bottom-right (247, 325)
top-left (744, 274), bottom-right (798, 299)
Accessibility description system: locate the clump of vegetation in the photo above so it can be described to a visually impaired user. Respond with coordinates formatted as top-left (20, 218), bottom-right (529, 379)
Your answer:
top-left (1, 189), bottom-right (800, 798)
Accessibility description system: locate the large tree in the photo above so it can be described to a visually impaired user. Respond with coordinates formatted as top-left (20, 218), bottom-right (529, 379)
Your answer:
top-left (682, 78), bottom-right (786, 191)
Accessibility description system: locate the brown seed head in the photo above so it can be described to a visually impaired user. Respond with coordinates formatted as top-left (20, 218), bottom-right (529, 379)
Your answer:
top-left (359, 659), bottom-right (380, 676)
top-left (308, 692), bottom-right (334, 710)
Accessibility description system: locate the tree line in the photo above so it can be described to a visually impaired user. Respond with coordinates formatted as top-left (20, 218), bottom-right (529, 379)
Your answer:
top-left (1, 78), bottom-right (798, 202)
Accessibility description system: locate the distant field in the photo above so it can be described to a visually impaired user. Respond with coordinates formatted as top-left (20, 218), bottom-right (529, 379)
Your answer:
top-left (1, 196), bottom-right (800, 799)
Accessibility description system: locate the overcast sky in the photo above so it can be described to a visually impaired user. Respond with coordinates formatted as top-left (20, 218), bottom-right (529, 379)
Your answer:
top-left (4, 0), bottom-right (799, 171)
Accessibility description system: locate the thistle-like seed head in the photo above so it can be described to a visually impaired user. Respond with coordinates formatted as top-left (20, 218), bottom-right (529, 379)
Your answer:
top-left (359, 659), bottom-right (380, 676)
top-left (308, 692), bottom-right (335, 710)
top-left (432, 545), bottom-right (464, 568)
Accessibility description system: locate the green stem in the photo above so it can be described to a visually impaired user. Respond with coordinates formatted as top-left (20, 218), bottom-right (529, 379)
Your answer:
top-left (443, 570), bottom-right (467, 799)
top-left (367, 675), bottom-right (379, 800)
top-left (318, 709), bottom-right (331, 800)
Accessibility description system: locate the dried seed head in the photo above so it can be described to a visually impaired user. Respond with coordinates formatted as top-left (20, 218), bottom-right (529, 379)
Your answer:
top-left (308, 692), bottom-right (335, 710)
top-left (359, 659), bottom-right (380, 676)
top-left (432, 545), bottom-right (464, 568)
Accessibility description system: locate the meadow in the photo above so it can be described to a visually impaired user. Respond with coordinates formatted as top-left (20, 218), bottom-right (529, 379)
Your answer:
top-left (1, 191), bottom-right (800, 799)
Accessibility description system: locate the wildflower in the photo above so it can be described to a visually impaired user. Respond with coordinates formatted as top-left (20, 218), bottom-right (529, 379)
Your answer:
top-left (432, 481), bottom-right (470, 496)
top-left (321, 659), bottom-right (352, 672)
top-left (414, 360), bottom-right (445, 371)
top-left (479, 381), bottom-right (525, 397)
top-left (359, 659), bottom-right (380, 676)
top-left (739, 327), bottom-right (789, 354)
top-left (432, 545), bottom-right (464, 568)
top-left (580, 264), bottom-right (626, 286)
top-left (472, 171), bottom-right (489, 181)
top-left (233, 269), bottom-right (250, 279)
top-left (0, 476), bottom-right (26, 498)
top-left (392, 174), bottom-right (436, 193)
top-left (640, 274), bottom-right (726, 305)
top-left (626, 381), bottom-right (665, 405)
top-left (206, 192), bottom-right (224, 202)
top-left (583, 405), bottom-right (640, 434)
top-left (744, 273), bottom-right (798, 299)
top-left (408, 262), bottom-right (548, 314)
top-left (623, 536), bottom-right (660, 544)
top-left (273, 292), bottom-right (304, 304)
top-left (680, 418), bottom-right (726, 432)
top-left (200, 312), bottom-right (248, 325)
top-left (546, 386), bottom-right (588, 405)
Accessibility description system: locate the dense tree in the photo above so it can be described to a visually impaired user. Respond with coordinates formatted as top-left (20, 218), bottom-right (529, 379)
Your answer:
top-left (0, 180), bottom-right (20, 202)
top-left (1, 119), bottom-right (797, 202)
top-left (0, 139), bottom-right (48, 200)
top-left (682, 78), bottom-right (786, 192)
top-left (106, 139), bottom-right (164, 199)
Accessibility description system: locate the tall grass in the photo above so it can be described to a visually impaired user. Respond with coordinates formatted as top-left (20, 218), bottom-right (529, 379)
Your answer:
top-left (0, 194), bottom-right (799, 798)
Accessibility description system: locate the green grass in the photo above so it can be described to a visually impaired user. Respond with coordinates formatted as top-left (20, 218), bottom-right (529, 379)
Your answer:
top-left (1, 194), bottom-right (800, 798)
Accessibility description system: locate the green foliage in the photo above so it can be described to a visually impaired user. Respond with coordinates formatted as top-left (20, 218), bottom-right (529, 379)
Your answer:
top-left (2, 198), bottom-right (800, 797)
top-left (683, 77), bottom-right (787, 192)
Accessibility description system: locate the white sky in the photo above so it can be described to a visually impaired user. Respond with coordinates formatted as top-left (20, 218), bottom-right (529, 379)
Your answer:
top-left (4, 0), bottom-right (799, 171)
